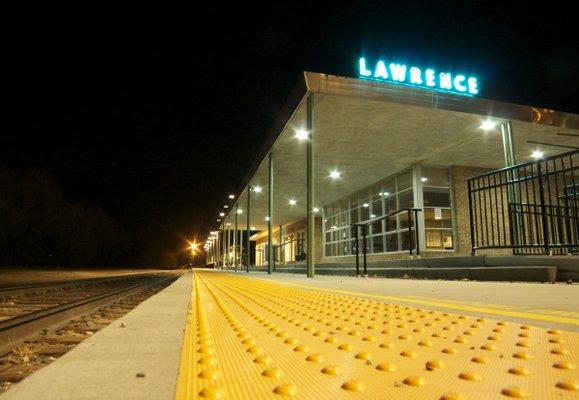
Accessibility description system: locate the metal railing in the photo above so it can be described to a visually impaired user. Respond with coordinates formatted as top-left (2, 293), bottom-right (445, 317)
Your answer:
top-left (351, 208), bottom-right (422, 276)
top-left (468, 150), bottom-right (579, 255)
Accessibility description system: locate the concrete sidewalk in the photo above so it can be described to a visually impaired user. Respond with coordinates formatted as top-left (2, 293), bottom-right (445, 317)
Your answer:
top-left (1, 273), bottom-right (192, 400)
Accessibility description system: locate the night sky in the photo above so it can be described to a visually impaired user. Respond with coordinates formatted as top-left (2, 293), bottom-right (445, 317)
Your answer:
top-left (3, 4), bottom-right (578, 263)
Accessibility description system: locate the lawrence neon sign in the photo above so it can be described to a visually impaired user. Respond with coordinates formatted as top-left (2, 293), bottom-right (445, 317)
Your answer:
top-left (359, 57), bottom-right (479, 96)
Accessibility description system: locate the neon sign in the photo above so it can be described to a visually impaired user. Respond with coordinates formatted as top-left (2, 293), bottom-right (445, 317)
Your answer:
top-left (358, 57), bottom-right (479, 96)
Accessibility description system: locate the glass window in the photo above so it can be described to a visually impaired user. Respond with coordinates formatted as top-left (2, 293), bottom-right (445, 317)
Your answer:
top-left (372, 235), bottom-right (384, 253)
top-left (423, 187), bottom-right (451, 207)
top-left (421, 167), bottom-right (449, 187)
top-left (323, 166), bottom-right (454, 255)
top-left (385, 233), bottom-right (398, 252)
top-left (397, 170), bottom-right (413, 190)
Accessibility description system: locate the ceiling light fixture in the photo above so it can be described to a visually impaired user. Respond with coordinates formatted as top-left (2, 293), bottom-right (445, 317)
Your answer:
top-left (480, 120), bottom-right (497, 131)
top-left (329, 170), bottom-right (341, 179)
top-left (289, 199), bottom-right (297, 206)
top-left (531, 150), bottom-right (544, 159)
top-left (295, 129), bottom-right (309, 140)
top-left (252, 186), bottom-right (262, 193)
top-left (228, 194), bottom-right (235, 199)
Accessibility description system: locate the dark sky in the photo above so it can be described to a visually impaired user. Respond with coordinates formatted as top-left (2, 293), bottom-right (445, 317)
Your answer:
top-left (3, 3), bottom-right (578, 261)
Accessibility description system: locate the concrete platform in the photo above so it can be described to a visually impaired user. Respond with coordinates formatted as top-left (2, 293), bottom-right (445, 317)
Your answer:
top-left (1, 273), bottom-right (193, 400)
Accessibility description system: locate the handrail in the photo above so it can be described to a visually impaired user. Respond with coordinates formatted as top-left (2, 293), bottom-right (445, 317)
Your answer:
top-left (350, 208), bottom-right (422, 276)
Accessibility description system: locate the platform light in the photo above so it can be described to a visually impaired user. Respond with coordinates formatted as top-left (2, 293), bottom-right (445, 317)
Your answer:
top-left (252, 185), bottom-right (262, 193)
top-left (236, 209), bottom-right (243, 214)
top-left (217, 219), bottom-right (221, 222)
top-left (480, 120), bottom-right (497, 131)
top-left (295, 129), bottom-right (309, 140)
top-left (421, 177), bottom-right (428, 182)
top-left (329, 170), bottom-right (341, 179)
top-left (223, 205), bottom-right (229, 208)
top-left (379, 192), bottom-right (390, 197)
top-left (531, 150), bottom-right (544, 159)
top-left (313, 207), bottom-right (320, 213)
top-left (219, 212), bottom-right (225, 217)
top-left (228, 194), bottom-right (235, 199)
top-left (289, 199), bottom-right (297, 206)
top-left (362, 203), bottom-right (370, 208)
top-left (370, 214), bottom-right (376, 218)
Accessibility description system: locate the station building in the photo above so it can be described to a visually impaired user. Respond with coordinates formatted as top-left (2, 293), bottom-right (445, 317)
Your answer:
top-left (204, 59), bottom-right (579, 277)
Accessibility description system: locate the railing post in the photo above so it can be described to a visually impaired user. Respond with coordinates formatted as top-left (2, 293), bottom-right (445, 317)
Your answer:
top-left (362, 225), bottom-right (368, 276)
top-left (414, 209), bottom-right (420, 256)
top-left (537, 162), bottom-right (550, 255)
top-left (408, 210), bottom-right (413, 256)
top-left (354, 225), bottom-right (360, 276)
top-left (468, 179), bottom-right (476, 256)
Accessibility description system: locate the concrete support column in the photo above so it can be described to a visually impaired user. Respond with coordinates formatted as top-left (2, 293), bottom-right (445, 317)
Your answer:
top-left (225, 222), bottom-right (229, 270)
top-left (234, 206), bottom-right (238, 271)
top-left (412, 164), bottom-right (426, 255)
top-left (306, 93), bottom-right (315, 277)
top-left (246, 187), bottom-right (251, 272)
top-left (268, 152), bottom-right (274, 274)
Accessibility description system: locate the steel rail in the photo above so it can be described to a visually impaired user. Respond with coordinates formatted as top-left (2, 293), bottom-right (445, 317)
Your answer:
top-left (0, 275), bottom-right (177, 356)
top-left (0, 274), bottom-right (162, 298)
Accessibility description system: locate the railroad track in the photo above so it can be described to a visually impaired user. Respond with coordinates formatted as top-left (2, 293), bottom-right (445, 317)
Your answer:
top-left (0, 274), bottom-right (178, 356)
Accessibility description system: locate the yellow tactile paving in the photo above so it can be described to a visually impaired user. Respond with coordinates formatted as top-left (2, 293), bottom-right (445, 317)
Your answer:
top-left (175, 271), bottom-right (579, 399)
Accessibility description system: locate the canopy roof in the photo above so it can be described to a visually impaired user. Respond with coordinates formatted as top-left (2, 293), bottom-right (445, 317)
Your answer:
top-left (224, 72), bottom-right (579, 231)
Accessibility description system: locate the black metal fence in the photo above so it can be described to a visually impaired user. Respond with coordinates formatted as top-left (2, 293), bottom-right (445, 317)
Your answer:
top-left (352, 208), bottom-right (422, 275)
top-left (468, 150), bottom-right (579, 255)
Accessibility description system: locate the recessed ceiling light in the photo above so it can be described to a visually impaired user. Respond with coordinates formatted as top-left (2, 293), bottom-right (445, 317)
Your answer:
top-left (252, 185), bottom-right (262, 193)
top-left (329, 170), bottom-right (341, 179)
top-left (223, 205), bottom-right (229, 208)
top-left (228, 194), bottom-right (235, 199)
top-left (379, 192), bottom-right (390, 196)
top-left (295, 129), bottom-right (309, 140)
top-left (480, 120), bottom-right (497, 131)
top-left (217, 219), bottom-right (221, 222)
top-left (531, 150), bottom-right (544, 159)
top-left (362, 203), bottom-right (370, 208)
top-left (289, 199), bottom-right (297, 206)
top-left (219, 212), bottom-right (225, 217)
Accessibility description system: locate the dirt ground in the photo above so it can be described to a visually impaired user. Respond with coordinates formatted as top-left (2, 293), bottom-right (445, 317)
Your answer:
top-left (0, 268), bottom-right (184, 287)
